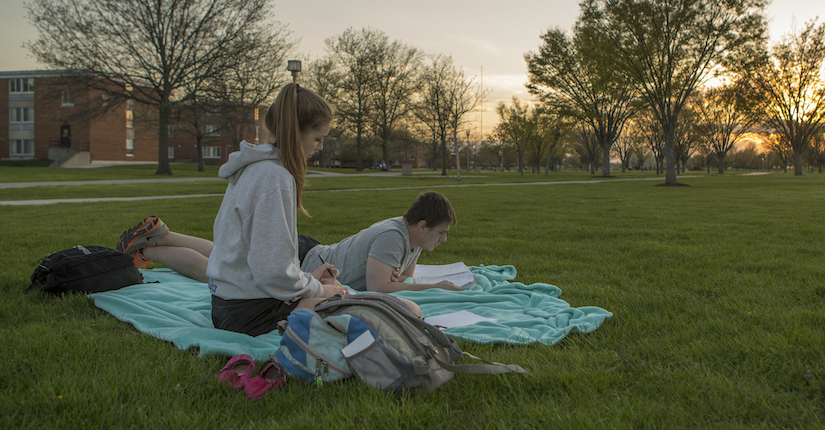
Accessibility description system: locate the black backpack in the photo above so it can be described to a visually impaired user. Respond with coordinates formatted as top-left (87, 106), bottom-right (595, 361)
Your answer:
top-left (26, 245), bottom-right (144, 294)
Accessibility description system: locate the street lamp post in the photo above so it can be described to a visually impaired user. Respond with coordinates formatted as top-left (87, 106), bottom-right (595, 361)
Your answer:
top-left (465, 129), bottom-right (471, 173)
top-left (455, 132), bottom-right (461, 181)
top-left (287, 60), bottom-right (302, 83)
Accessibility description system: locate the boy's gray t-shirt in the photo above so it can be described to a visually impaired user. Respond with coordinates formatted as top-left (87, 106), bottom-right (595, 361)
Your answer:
top-left (301, 217), bottom-right (422, 291)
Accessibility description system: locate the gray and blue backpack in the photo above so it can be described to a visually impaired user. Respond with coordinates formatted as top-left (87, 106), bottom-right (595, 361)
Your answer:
top-left (274, 293), bottom-right (526, 394)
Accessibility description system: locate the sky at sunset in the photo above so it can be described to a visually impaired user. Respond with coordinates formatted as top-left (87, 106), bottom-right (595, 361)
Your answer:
top-left (2, 0), bottom-right (823, 137)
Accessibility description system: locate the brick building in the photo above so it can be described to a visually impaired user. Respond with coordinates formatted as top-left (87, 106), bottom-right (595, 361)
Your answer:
top-left (2, 70), bottom-right (258, 166)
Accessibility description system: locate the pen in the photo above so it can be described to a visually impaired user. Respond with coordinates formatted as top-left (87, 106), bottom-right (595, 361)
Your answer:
top-left (318, 255), bottom-right (336, 279)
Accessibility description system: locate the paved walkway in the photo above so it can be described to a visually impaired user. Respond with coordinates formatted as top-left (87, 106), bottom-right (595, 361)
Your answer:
top-left (0, 169), bottom-right (437, 190)
top-left (0, 174), bottom-right (710, 206)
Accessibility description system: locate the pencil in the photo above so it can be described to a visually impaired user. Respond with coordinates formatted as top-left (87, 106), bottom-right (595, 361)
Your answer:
top-left (318, 255), bottom-right (336, 278)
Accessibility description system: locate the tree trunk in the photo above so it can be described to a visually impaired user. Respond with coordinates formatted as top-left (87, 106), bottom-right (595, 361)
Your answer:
top-left (355, 124), bottom-right (363, 172)
top-left (718, 153), bottom-right (726, 174)
top-left (196, 136), bottom-right (204, 172)
top-left (382, 136), bottom-right (389, 165)
top-left (664, 126), bottom-right (677, 185)
top-left (455, 134), bottom-right (461, 181)
top-left (601, 144), bottom-right (611, 177)
top-left (440, 133), bottom-right (448, 176)
top-left (794, 152), bottom-right (803, 176)
top-left (155, 101), bottom-right (173, 176)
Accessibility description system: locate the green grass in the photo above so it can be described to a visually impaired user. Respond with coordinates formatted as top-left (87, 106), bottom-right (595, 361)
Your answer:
top-left (0, 167), bottom-right (711, 201)
top-left (1, 171), bottom-right (824, 429)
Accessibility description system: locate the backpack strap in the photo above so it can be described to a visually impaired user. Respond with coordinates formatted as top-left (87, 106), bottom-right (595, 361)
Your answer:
top-left (434, 351), bottom-right (528, 375)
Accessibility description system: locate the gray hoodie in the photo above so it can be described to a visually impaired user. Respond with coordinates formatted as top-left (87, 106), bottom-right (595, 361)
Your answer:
top-left (206, 141), bottom-right (323, 302)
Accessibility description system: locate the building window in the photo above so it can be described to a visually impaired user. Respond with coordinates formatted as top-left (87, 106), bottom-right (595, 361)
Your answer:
top-left (10, 107), bottom-right (34, 123)
top-left (126, 139), bottom-right (134, 157)
top-left (10, 139), bottom-right (34, 158)
top-left (61, 90), bottom-right (74, 107)
top-left (9, 78), bottom-right (34, 93)
top-left (168, 125), bottom-right (174, 137)
top-left (203, 146), bottom-right (221, 159)
top-left (168, 146), bottom-right (175, 159)
top-left (125, 100), bottom-right (134, 129)
top-left (203, 124), bottom-right (220, 137)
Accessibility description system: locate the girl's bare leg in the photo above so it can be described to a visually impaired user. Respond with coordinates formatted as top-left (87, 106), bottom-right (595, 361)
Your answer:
top-left (141, 232), bottom-right (213, 282)
top-left (154, 232), bottom-right (213, 257)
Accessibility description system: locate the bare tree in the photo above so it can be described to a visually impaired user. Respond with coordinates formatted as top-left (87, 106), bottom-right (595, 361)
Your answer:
top-left (207, 28), bottom-right (295, 152)
top-left (324, 28), bottom-right (386, 171)
top-left (577, 0), bottom-right (768, 185)
top-left (414, 55), bottom-right (456, 175)
top-left (762, 133), bottom-right (794, 172)
top-left (736, 20), bottom-right (825, 175)
top-left (446, 67), bottom-right (484, 180)
top-left (370, 40), bottom-right (424, 164)
top-left (695, 85), bottom-right (759, 173)
top-left (26, 0), bottom-right (281, 175)
top-left (636, 110), bottom-right (666, 174)
top-left (612, 135), bottom-right (634, 173)
top-left (571, 123), bottom-right (602, 174)
top-left (807, 132), bottom-right (825, 173)
top-left (673, 103), bottom-right (702, 172)
top-left (632, 142), bottom-right (652, 171)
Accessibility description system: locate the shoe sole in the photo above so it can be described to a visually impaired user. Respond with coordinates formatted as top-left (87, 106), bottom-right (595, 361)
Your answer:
top-left (118, 216), bottom-right (168, 254)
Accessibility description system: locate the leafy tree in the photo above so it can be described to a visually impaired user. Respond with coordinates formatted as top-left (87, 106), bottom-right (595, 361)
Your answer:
top-left (26, 0), bottom-right (282, 175)
top-left (736, 20), bottom-right (825, 175)
top-left (526, 27), bottom-right (637, 177)
top-left (577, 0), bottom-right (767, 185)
top-left (541, 113), bottom-right (573, 174)
top-left (493, 98), bottom-right (540, 175)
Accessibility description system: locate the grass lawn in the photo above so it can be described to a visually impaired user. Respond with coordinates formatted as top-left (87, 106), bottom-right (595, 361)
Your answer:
top-left (1, 171), bottom-right (823, 429)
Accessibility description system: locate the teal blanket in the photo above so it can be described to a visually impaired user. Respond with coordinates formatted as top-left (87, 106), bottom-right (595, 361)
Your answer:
top-left (89, 266), bottom-right (612, 361)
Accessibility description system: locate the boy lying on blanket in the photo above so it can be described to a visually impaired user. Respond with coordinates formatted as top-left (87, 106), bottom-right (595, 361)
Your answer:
top-left (116, 191), bottom-right (463, 293)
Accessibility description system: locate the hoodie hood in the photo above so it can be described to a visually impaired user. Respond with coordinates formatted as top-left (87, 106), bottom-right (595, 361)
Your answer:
top-left (218, 141), bottom-right (281, 184)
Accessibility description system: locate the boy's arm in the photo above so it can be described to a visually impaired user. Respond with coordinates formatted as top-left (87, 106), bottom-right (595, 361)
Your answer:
top-left (365, 257), bottom-right (460, 292)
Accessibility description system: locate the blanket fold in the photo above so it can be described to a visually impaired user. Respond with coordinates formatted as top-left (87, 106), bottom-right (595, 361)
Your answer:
top-left (90, 266), bottom-right (612, 361)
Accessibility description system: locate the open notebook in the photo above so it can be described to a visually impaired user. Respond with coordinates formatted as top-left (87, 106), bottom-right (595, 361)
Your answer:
top-left (413, 262), bottom-right (476, 289)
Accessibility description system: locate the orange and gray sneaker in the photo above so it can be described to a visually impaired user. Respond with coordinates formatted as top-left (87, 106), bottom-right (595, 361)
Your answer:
top-left (116, 216), bottom-right (169, 268)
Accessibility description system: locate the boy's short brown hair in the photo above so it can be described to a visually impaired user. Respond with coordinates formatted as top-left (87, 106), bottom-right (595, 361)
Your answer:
top-left (403, 191), bottom-right (457, 228)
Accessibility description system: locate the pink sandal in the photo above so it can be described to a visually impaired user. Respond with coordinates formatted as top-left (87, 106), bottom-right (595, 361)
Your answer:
top-left (244, 359), bottom-right (287, 399)
top-left (218, 354), bottom-right (255, 390)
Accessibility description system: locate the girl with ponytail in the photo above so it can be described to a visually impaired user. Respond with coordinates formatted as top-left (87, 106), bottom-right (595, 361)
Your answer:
top-left (206, 83), bottom-right (349, 337)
